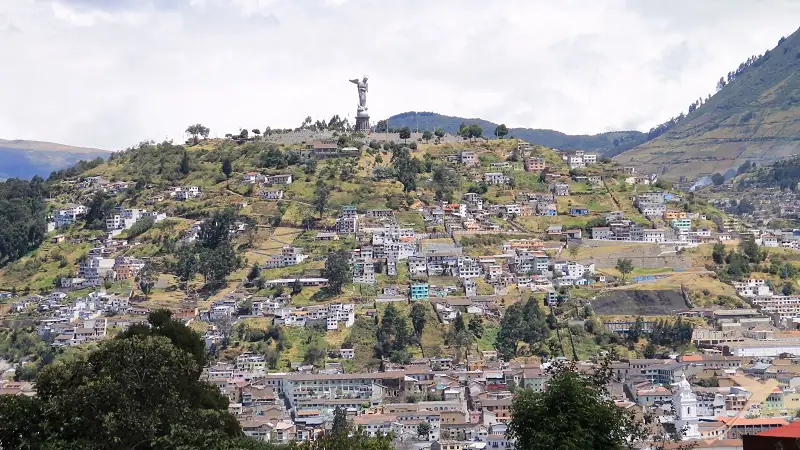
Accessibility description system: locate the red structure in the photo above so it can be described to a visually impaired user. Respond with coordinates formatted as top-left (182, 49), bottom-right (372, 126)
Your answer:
top-left (743, 421), bottom-right (800, 450)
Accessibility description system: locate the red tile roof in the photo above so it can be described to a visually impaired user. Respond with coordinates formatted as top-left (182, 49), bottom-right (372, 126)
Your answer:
top-left (756, 420), bottom-right (800, 437)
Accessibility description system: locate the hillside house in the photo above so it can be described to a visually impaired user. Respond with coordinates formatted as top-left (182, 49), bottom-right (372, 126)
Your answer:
top-left (570, 208), bottom-right (589, 216)
top-left (260, 190), bottom-right (284, 200)
top-left (484, 172), bottom-right (509, 185)
top-left (524, 157), bottom-right (546, 172)
top-left (551, 183), bottom-right (570, 196)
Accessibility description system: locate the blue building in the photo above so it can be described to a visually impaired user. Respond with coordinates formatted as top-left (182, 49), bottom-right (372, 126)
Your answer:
top-left (570, 208), bottom-right (589, 216)
top-left (410, 283), bottom-right (429, 300)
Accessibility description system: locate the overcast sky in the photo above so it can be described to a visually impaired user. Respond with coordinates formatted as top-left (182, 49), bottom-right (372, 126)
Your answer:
top-left (0, 0), bottom-right (798, 150)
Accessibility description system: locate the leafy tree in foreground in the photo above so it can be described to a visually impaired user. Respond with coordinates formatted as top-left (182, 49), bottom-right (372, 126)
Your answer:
top-left (508, 359), bottom-right (681, 450)
top-left (0, 337), bottom-right (240, 449)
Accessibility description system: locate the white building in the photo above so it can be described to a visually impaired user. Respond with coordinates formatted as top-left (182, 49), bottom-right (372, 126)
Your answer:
top-left (53, 204), bottom-right (88, 229)
top-left (260, 190), bottom-right (284, 200)
top-left (79, 256), bottom-right (115, 284)
top-left (484, 172), bottom-right (509, 185)
top-left (673, 374), bottom-right (701, 440)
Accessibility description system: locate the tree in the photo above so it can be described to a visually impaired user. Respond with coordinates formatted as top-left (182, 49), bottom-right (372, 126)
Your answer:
top-left (711, 172), bottom-right (725, 186)
top-left (176, 245), bottom-right (199, 284)
top-left (616, 258), bottom-right (634, 283)
top-left (468, 315), bottom-right (484, 339)
top-left (221, 158), bottom-right (232, 178)
top-left (304, 343), bottom-right (326, 365)
top-left (494, 124), bottom-right (509, 139)
top-left (507, 360), bottom-right (657, 450)
top-left (331, 406), bottom-right (348, 436)
top-left (643, 341), bottom-right (658, 359)
top-left (410, 303), bottom-right (427, 339)
top-left (198, 243), bottom-right (237, 288)
top-left (313, 179), bottom-right (331, 218)
top-left (247, 264), bottom-right (261, 281)
top-left (180, 150), bottom-right (191, 175)
top-left (0, 331), bottom-right (247, 449)
top-left (417, 421), bottom-right (432, 440)
top-left (711, 243), bottom-right (726, 265)
top-left (422, 130), bottom-right (433, 142)
top-left (783, 282), bottom-right (795, 296)
top-left (186, 123), bottom-right (210, 145)
top-left (398, 126), bottom-right (411, 143)
top-left (322, 250), bottom-right (351, 294)
top-left (136, 262), bottom-right (156, 298)
top-left (434, 128), bottom-right (445, 139)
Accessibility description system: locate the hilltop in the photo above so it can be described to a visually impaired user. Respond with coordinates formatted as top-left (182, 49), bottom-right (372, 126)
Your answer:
top-left (615, 28), bottom-right (800, 181)
top-left (0, 139), bottom-right (109, 180)
top-left (387, 111), bottom-right (646, 155)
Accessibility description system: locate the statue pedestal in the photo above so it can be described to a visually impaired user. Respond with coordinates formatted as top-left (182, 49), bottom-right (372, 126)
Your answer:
top-left (355, 111), bottom-right (370, 133)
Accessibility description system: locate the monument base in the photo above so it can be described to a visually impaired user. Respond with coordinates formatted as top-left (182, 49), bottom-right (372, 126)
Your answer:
top-left (355, 116), bottom-right (370, 133)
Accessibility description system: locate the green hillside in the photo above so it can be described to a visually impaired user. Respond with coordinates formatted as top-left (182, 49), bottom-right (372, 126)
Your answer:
top-left (387, 111), bottom-right (646, 154)
top-left (0, 139), bottom-right (109, 180)
top-left (615, 28), bottom-right (800, 181)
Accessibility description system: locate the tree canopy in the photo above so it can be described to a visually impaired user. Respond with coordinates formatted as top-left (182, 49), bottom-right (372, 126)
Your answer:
top-left (0, 309), bottom-right (271, 450)
top-left (508, 360), bottom-right (662, 450)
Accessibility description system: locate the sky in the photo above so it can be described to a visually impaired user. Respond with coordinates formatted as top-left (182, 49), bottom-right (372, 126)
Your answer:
top-left (0, 0), bottom-right (798, 150)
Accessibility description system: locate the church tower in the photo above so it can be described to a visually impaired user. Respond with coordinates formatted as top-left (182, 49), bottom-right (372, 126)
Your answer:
top-left (673, 373), bottom-right (701, 440)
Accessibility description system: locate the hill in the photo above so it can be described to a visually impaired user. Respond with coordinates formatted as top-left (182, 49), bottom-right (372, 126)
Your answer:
top-left (387, 111), bottom-right (646, 155)
top-left (615, 28), bottom-right (800, 181)
top-left (0, 139), bottom-right (109, 180)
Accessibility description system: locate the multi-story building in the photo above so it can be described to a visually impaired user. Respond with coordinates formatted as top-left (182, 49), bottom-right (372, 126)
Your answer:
top-left (567, 155), bottom-right (585, 169)
top-left (113, 256), bottom-right (145, 280)
top-left (484, 172), bottom-right (509, 185)
top-left (260, 190), bottom-right (284, 200)
top-left (583, 153), bottom-right (597, 165)
top-left (456, 257), bottom-right (482, 279)
top-left (336, 217), bottom-right (357, 234)
top-left (408, 257), bottom-right (427, 277)
top-left (524, 157), bottom-right (546, 172)
top-left (670, 218), bottom-right (692, 231)
top-left (53, 204), bottom-right (88, 229)
top-left (410, 283), bottom-right (429, 300)
top-left (636, 191), bottom-right (666, 204)
top-left (551, 183), bottom-right (570, 196)
top-left (457, 150), bottom-right (477, 165)
top-left (352, 257), bottom-right (376, 284)
top-left (264, 174), bottom-right (293, 185)
top-left (79, 257), bottom-right (115, 284)
top-left (591, 227), bottom-right (613, 240)
top-left (642, 229), bottom-right (666, 243)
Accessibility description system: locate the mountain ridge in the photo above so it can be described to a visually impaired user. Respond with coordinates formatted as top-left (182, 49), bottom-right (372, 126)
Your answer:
top-left (0, 139), bottom-right (110, 180)
top-left (614, 27), bottom-right (800, 181)
top-left (386, 111), bottom-right (647, 155)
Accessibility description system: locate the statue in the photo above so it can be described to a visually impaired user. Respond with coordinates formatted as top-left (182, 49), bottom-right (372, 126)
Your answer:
top-left (349, 75), bottom-right (370, 133)
top-left (349, 75), bottom-right (369, 112)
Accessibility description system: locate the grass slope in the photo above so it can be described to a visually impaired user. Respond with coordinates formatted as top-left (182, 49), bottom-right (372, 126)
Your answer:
top-left (615, 28), bottom-right (800, 180)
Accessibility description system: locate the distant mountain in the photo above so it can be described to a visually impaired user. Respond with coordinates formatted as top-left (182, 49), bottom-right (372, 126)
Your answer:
top-left (0, 139), bottom-right (110, 180)
top-left (615, 27), bottom-right (800, 181)
top-left (386, 112), bottom-right (647, 155)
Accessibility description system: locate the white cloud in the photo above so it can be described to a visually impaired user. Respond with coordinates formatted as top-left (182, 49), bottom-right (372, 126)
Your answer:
top-left (0, 0), bottom-right (798, 149)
